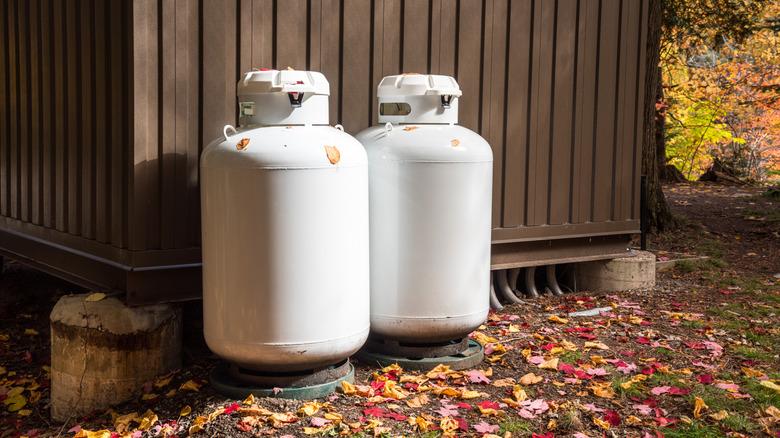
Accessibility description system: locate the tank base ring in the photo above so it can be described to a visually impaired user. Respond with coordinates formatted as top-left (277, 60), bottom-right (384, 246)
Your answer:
top-left (355, 339), bottom-right (484, 371)
top-left (210, 360), bottom-right (354, 400)
top-left (363, 336), bottom-right (469, 359)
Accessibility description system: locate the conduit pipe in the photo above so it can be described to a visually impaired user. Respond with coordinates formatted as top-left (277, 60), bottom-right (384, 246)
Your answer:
top-left (524, 267), bottom-right (540, 298)
top-left (497, 269), bottom-right (524, 304)
top-left (546, 265), bottom-right (565, 296)
top-left (489, 272), bottom-right (504, 310)
top-left (490, 264), bottom-right (576, 310)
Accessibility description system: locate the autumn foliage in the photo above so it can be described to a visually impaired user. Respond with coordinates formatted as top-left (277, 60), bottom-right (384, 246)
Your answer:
top-left (661, 0), bottom-right (780, 181)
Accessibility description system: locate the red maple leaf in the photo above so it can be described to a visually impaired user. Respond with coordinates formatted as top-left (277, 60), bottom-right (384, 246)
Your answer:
top-left (697, 374), bottom-right (714, 384)
top-left (604, 409), bottom-right (621, 426)
top-left (477, 400), bottom-right (501, 410)
top-left (362, 407), bottom-right (386, 418)
top-left (223, 402), bottom-right (241, 415)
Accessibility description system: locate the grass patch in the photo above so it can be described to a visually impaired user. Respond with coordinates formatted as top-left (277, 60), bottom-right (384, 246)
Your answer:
top-left (660, 421), bottom-right (726, 438)
top-left (648, 372), bottom-right (688, 387)
top-left (655, 347), bottom-right (676, 358)
top-left (499, 419), bottom-right (533, 435)
top-left (559, 350), bottom-right (582, 364)
top-left (612, 377), bottom-right (644, 399)
top-left (721, 412), bottom-right (759, 434)
top-left (681, 319), bottom-right (706, 329)
top-left (697, 238), bottom-right (726, 260)
top-left (743, 380), bottom-right (780, 408)
top-left (690, 385), bottom-right (748, 413)
top-left (556, 407), bottom-right (584, 432)
top-left (675, 259), bottom-right (700, 274)
top-left (731, 345), bottom-right (774, 362)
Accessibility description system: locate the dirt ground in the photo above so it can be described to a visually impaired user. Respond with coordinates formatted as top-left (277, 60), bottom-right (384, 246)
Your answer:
top-left (1, 182), bottom-right (778, 438)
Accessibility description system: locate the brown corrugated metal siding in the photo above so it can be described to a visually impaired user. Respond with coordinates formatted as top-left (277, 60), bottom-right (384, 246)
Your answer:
top-left (0, 0), bottom-right (647, 304)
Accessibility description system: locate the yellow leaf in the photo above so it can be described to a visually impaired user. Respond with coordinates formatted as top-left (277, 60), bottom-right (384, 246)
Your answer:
top-left (590, 382), bottom-right (615, 399)
top-left (440, 417), bottom-right (459, 435)
top-left (584, 341), bottom-right (610, 350)
top-left (324, 145), bottom-right (341, 164)
top-left (340, 380), bottom-right (356, 395)
top-left (180, 405), bottom-right (192, 417)
top-left (403, 126), bottom-right (419, 132)
top-left (593, 416), bottom-right (611, 430)
top-left (6, 387), bottom-right (24, 398)
top-left (141, 393), bottom-right (158, 400)
top-left (472, 331), bottom-right (498, 346)
top-left (547, 419), bottom-right (557, 430)
top-left (759, 380), bottom-right (780, 393)
top-left (299, 401), bottom-right (322, 416)
top-left (709, 410), bottom-right (729, 421)
top-left (519, 373), bottom-right (543, 386)
top-left (382, 380), bottom-right (408, 400)
top-left (74, 430), bottom-right (112, 438)
top-left (693, 396), bottom-right (708, 419)
top-left (492, 378), bottom-right (516, 387)
top-left (4, 394), bottom-right (26, 412)
top-left (85, 292), bottom-right (106, 302)
top-left (381, 363), bottom-right (403, 374)
top-left (180, 379), bottom-right (201, 391)
top-left (765, 405), bottom-right (780, 420)
top-left (154, 375), bottom-right (172, 388)
top-left (243, 394), bottom-right (255, 405)
top-left (324, 412), bottom-right (342, 422)
top-left (460, 389), bottom-right (482, 399)
top-left (539, 358), bottom-right (560, 370)
top-left (411, 415), bottom-right (433, 432)
top-left (165, 389), bottom-right (177, 397)
top-left (512, 385), bottom-right (528, 402)
top-left (23, 329), bottom-right (38, 336)
top-left (236, 138), bottom-right (250, 151)
top-left (548, 315), bottom-right (569, 324)
top-left (138, 409), bottom-right (158, 431)
top-left (625, 415), bottom-right (642, 426)
top-left (741, 367), bottom-right (765, 378)
top-left (450, 139), bottom-right (461, 147)
top-left (405, 394), bottom-right (429, 408)
top-left (590, 355), bottom-right (607, 365)
top-left (426, 364), bottom-right (454, 379)
top-left (113, 412), bottom-right (139, 433)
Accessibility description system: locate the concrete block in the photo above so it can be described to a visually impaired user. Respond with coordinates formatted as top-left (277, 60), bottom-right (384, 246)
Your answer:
top-left (50, 294), bottom-right (181, 421)
top-left (576, 250), bottom-right (656, 292)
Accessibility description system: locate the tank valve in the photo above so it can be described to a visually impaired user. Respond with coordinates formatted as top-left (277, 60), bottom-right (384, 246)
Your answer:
top-left (288, 92), bottom-right (305, 107)
top-left (440, 95), bottom-right (454, 108)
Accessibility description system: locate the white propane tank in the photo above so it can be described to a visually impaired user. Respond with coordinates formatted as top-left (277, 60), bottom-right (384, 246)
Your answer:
top-left (200, 69), bottom-right (369, 372)
top-left (356, 74), bottom-right (493, 343)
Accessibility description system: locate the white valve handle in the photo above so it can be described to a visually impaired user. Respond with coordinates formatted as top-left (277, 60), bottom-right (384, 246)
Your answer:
top-left (334, 124), bottom-right (344, 131)
top-left (384, 122), bottom-right (394, 135)
top-left (223, 124), bottom-right (238, 141)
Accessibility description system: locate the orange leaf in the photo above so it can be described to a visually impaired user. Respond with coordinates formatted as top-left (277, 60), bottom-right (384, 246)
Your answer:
top-left (236, 138), bottom-right (250, 151)
top-left (324, 145), bottom-right (341, 164)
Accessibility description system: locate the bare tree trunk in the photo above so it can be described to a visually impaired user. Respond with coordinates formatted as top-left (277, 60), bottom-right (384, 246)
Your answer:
top-left (642, 0), bottom-right (674, 231)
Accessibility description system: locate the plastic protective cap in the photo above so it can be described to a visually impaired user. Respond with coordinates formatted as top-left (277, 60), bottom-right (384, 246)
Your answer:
top-left (237, 69), bottom-right (330, 127)
top-left (377, 74), bottom-right (461, 124)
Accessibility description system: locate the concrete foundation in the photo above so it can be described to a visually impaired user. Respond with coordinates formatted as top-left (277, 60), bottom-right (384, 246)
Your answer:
top-left (50, 294), bottom-right (181, 421)
top-left (576, 250), bottom-right (656, 292)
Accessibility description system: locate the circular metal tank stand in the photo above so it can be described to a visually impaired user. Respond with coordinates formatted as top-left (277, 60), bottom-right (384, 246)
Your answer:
top-left (210, 359), bottom-right (354, 400)
top-left (356, 338), bottom-right (484, 371)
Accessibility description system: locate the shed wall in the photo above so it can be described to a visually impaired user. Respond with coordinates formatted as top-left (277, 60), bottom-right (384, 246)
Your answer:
top-left (0, 0), bottom-right (647, 303)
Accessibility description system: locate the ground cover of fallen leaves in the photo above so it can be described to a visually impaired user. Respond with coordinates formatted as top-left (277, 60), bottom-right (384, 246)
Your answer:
top-left (0, 182), bottom-right (778, 438)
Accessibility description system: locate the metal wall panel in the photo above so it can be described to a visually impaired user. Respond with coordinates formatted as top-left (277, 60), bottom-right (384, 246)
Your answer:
top-left (0, 0), bottom-right (647, 303)
top-left (1, 0), bottom-right (132, 245)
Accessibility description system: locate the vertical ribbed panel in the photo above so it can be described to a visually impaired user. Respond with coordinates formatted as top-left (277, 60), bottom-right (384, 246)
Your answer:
top-left (0, 0), bottom-right (131, 247)
top-left (1, 0), bottom-right (647, 254)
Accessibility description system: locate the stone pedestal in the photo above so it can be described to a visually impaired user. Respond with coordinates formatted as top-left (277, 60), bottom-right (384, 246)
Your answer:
top-left (50, 294), bottom-right (181, 421)
top-left (576, 250), bottom-right (656, 292)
